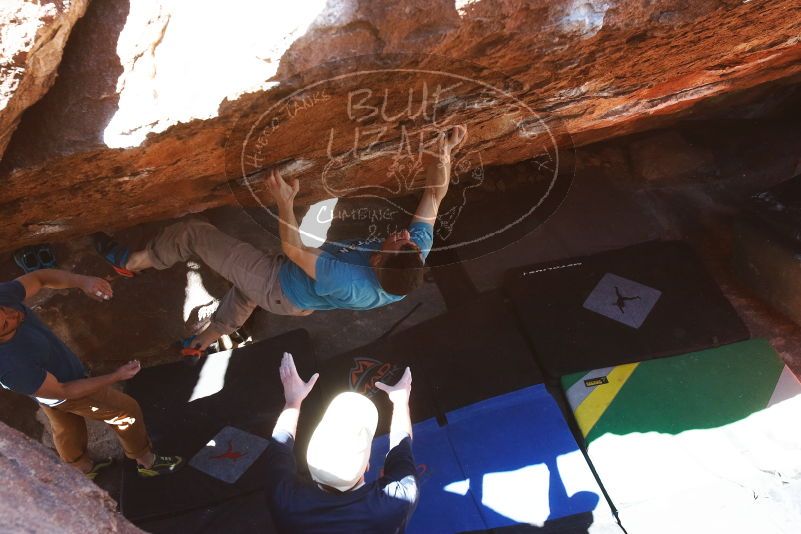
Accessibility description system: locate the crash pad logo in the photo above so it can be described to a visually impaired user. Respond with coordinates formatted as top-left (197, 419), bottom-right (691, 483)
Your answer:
top-left (226, 52), bottom-right (574, 265)
top-left (583, 273), bottom-right (662, 329)
top-left (584, 376), bottom-right (609, 388)
top-left (349, 357), bottom-right (404, 398)
top-left (189, 426), bottom-right (269, 484)
top-left (210, 440), bottom-right (246, 462)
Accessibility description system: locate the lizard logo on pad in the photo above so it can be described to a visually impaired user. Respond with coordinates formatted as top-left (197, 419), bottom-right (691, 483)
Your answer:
top-left (349, 357), bottom-right (404, 398)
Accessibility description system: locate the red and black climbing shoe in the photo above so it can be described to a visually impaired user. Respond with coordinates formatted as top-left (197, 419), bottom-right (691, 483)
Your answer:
top-left (93, 232), bottom-right (135, 278)
top-left (177, 335), bottom-right (219, 365)
top-left (177, 330), bottom-right (250, 365)
top-left (137, 454), bottom-right (184, 478)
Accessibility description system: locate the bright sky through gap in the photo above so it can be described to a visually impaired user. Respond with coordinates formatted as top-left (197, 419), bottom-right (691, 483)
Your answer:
top-left (104, 0), bottom-right (327, 148)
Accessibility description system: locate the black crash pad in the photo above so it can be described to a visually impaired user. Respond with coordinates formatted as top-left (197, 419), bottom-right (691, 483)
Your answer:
top-left (399, 292), bottom-right (544, 414)
top-left (503, 241), bottom-right (750, 378)
top-left (137, 490), bottom-right (276, 534)
top-left (307, 292), bottom-right (544, 437)
top-left (304, 326), bottom-right (442, 439)
top-left (121, 329), bottom-right (316, 522)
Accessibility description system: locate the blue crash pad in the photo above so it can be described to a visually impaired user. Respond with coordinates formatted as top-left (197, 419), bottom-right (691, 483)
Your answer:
top-left (367, 417), bottom-right (486, 533)
top-left (446, 385), bottom-right (608, 529)
top-left (367, 385), bottom-right (618, 533)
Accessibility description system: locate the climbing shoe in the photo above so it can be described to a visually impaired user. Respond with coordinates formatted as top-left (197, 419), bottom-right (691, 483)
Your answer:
top-left (85, 458), bottom-right (114, 481)
top-left (137, 454), bottom-right (184, 478)
top-left (93, 232), bottom-right (135, 277)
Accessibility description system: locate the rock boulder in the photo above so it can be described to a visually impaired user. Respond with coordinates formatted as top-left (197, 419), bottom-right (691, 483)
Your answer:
top-left (0, 0), bottom-right (89, 159)
top-left (1, 0), bottom-right (800, 250)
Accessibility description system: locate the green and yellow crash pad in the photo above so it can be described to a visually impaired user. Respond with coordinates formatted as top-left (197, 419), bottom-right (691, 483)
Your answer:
top-left (562, 339), bottom-right (801, 534)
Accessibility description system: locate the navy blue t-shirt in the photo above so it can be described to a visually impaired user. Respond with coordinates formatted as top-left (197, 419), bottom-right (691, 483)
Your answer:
top-left (265, 432), bottom-right (418, 533)
top-left (0, 281), bottom-right (87, 406)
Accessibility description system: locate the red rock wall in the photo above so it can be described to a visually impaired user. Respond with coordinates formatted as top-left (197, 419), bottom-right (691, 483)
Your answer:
top-left (0, 0), bottom-right (89, 158)
top-left (0, 420), bottom-right (141, 533)
top-left (1, 0), bottom-right (800, 251)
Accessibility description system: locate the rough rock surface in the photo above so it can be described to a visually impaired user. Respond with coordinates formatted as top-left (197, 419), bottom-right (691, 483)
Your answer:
top-left (1, 0), bottom-right (801, 251)
top-left (0, 0), bottom-right (89, 159)
top-left (0, 420), bottom-right (141, 533)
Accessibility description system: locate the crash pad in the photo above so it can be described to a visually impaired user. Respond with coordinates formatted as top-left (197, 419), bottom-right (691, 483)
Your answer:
top-left (120, 329), bottom-right (316, 522)
top-left (504, 241), bottom-right (749, 377)
top-left (309, 292), bottom-right (544, 436)
top-left (561, 340), bottom-right (801, 534)
top-left (365, 385), bottom-right (622, 533)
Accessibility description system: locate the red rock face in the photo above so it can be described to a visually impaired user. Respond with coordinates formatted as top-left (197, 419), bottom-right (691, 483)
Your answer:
top-left (0, 0), bottom-right (89, 158)
top-left (1, 0), bottom-right (801, 251)
top-left (0, 421), bottom-right (141, 532)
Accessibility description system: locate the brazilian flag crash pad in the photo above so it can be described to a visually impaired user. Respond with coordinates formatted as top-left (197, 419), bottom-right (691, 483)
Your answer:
top-left (367, 386), bottom-right (622, 534)
top-left (504, 240), bottom-right (750, 378)
top-left (120, 329), bottom-right (316, 524)
top-left (561, 339), bottom-right (801, 534)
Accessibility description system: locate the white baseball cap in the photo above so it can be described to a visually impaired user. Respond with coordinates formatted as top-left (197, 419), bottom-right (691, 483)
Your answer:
top-left (306, 392), bottom-right (379, 491)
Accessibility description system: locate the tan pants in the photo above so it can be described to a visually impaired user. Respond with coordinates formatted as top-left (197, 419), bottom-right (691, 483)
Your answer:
top-left (145, 218), bottom-right (309, 335)
top-left (40, 386), bottom-right (152, 463)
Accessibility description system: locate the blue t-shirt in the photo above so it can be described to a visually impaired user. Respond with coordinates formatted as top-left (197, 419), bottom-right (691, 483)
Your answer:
top-left (265, 432), bottom-right (418, 533)
top-left (0, 281), bottom-right (87, 406)
top-left (278, 222), bottom-right (434, 311)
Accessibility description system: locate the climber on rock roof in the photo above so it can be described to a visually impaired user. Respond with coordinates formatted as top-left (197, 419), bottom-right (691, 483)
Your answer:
top-left (94, 125), bottom-right (466, 353)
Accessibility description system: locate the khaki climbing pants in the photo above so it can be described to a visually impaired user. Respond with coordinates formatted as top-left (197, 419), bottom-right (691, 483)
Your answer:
top-left (40, 386), bottom-right (152, 463)
top-left (144, 218), bottom-right (310, 335)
